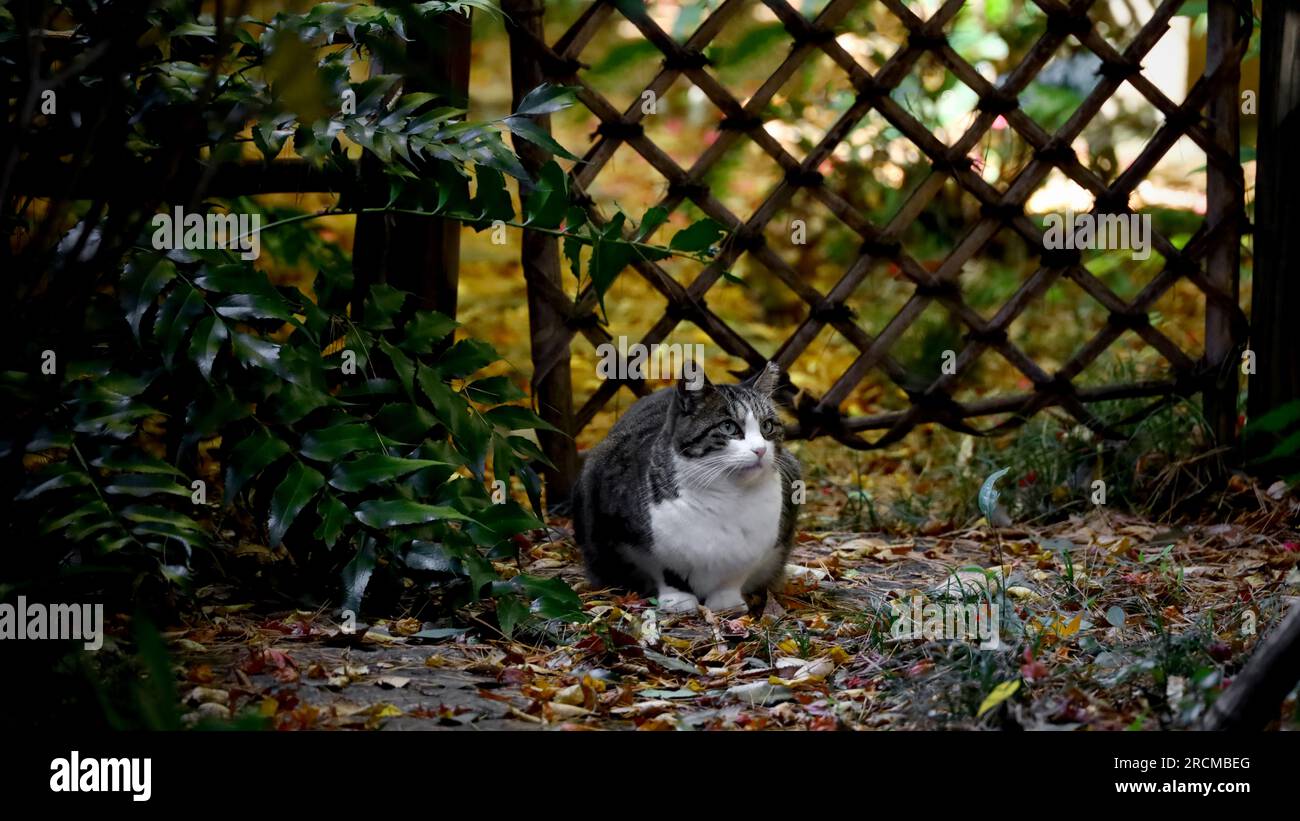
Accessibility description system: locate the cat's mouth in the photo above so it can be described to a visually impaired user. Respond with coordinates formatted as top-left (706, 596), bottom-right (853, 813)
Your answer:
top-left (735, 458), bottom-right (768, 475)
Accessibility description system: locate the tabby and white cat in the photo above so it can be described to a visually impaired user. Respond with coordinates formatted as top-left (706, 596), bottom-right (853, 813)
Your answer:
top-left (572, 362), bottom-right (800, 613)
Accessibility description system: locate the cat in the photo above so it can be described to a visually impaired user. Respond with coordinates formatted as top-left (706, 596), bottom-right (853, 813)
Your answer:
top-left (572, 362), bottom-right (801, 614)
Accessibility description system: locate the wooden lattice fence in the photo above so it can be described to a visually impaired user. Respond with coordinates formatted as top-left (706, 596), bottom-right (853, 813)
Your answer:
top-left (502, 0), bottom-right (1254, 497)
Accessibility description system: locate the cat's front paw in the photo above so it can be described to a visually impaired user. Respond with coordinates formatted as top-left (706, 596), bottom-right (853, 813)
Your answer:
top-left (658, 590), bottom-right (700, 613)
top-left (704, 590), bottom-right (747, 613)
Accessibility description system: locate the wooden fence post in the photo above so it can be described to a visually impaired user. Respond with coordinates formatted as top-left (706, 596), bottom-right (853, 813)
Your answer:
top-left (503, 0), bottom-right (581, 503)
top-left (1246, 1), bottom-right (1300, 474)
top-left (1203, 0), bottom-right (1245, 455)
top-left (353, 12), bottom-right (471, 328)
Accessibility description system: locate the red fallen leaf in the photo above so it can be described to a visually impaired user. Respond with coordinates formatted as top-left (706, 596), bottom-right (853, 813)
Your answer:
top-left (275, 704), bottom-right (320, 731)
top-left (809, 714), bottom-right (838, 731)
top-left (1020, 648), bottom-right (1048, 682)
top-left (1284, 541), bottom-right (1298, 553)
top-left (264, 648), bottom-right (296, 669)
top-left (271, 688), bottom-right (299, 711)
top-left (240, 651), bottom-right (267, 675)
top-left (241, 648), bottom-right (296, 677)
top-left (511, 533), bottom-right (533, 551)
top-left (1208, 641), bottom-right (1233, 662)
top-left (1051, 702), bottom-right (1089, 724)
top-left (260, 619), bottom-right (293, 634)
top-left (907, 660), bottom-right (934, 678)
top-left (499, 666), bottom-right (531, 685)
top-left (612, 592), bottom-right (649, 609)
top-left (409, 703), bottom-right (472, 721)
top-left (186, 663), bottom-right (216, 684)
top-left (273, 664), bottom-right (300, 683)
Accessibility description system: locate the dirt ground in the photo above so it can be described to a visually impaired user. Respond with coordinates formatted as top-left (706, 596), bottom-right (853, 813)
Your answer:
top-left (170, 503), bottom-right (1300, 731)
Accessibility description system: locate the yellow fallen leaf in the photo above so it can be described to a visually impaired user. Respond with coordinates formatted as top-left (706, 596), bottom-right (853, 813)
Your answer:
top-left (977, 679), bottom-right (1020, 718)
top-left (392, 617), bottom-right (422, 636)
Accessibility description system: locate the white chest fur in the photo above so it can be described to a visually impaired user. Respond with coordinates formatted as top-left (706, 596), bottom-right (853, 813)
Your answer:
top-left (647, 462), bottom-right (783, 596)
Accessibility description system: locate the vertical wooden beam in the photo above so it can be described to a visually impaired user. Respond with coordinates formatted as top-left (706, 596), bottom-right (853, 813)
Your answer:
top-left (503, 0), bottom-right (581, 503)
top-left (1203, 0), bottom-right (1244, 455)
top-left (1246, 1), bottom-right (1300, 474)
top-left (353, 12), bottom-right (471, 329)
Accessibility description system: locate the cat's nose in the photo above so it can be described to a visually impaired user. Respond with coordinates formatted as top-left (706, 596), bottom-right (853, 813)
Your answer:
top-left (751, 446), bottom-right (766, 458)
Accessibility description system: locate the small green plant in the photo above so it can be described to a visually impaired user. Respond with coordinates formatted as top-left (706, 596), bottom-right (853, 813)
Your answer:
top-left (1244, 399), bottom-right (1300, 484)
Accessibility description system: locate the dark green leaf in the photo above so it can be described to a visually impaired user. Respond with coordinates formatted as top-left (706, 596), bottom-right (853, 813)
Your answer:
top-left (485, 405), bottom-right (563, 434)
top-left (503, 116), bottom-right (578, 161)
top-left (354, 499), bottom-right (473, 528)
top-left (495, 594), bottom-right (529, 638)
top-left (436, 338), bottom-right (497, 379)
top-left (397, 310), bottom-right (458, 353)
top-left (465, 375), bottom-right (526, 404)
top-left (268, 462), bottom-right (325, 546)
top-left (514, 84), bottom-right (576, 117)
top-left (669, 218), bottom-right (724, 253)
top-left (314, 493), bottom-right (351, 549)
top-left (328, 454), bottom-right (449, 492)
top-left (300, 423), bottom-right (383, 461)
top-left (189, 315), bottom-right (229, 381)
top-left (121, 254), bottom-right (176, 341)
top-left (225, 429), bottom-right (290, 501)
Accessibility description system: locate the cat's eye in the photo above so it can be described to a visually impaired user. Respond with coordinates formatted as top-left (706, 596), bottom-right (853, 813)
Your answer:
top-left (717, 420), bottom-right (741, 436)
top-left (760, 418), bottom-right (779, 437)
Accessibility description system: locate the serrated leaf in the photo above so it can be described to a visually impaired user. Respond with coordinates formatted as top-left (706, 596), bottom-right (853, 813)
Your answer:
top-left (213, 292), bottom-right (293, 322)
top-left (314, 493), bottom-right (351, 549)
top-left (503, 115), bottom-right (578, 161)
top-left (635, 206), bottom-right (669, 241)
top-left (328, 454), bottom-right (448, 492)
top-left (495, 594), bottom-right (529, 638)
top-left (268, 462), bottom-right (324, 547)
top-left (485, 405), bottom-right (563, 434)
top-left (397, 310), bottom-right (458, 353)
top-left (669, 218), bottom-right (723, 253)
top-left (353, 499), bottom-right (472, 528)
top-left (154, 280), bottom-right (206, 365)
top-left (104, 473), bottom-right (191, 498)
top-left (189, 315), bottom-right (229, 381)
top-left (230, 331), bottom-right (282, 373)
top-left (464, 376), bottom-right (526, 404)
top-left (121, 254), bottom-right (176, 341)
top-left (513, 83), bottom-right (576, 117)
top-left (340, 538), bottom-right (377, 616)
top-left (300, 423), bottom-right (383, 461)
top-left (225, 429), bottom-right (290, 501)
top-left (436, 338), bottom-right (497, 379)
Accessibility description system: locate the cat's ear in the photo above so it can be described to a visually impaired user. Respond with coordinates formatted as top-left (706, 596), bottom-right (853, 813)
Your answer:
top-left (746, 361), bottom-right (781, 395)
top-left (675, 367), bottom-right (714, 414)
